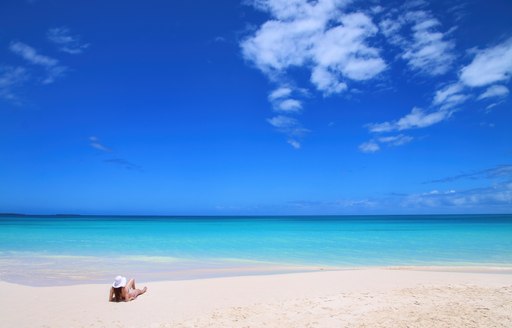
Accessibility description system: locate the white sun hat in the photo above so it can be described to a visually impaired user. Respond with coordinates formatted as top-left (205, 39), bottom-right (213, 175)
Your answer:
top-left (112, 275), bottom-right (127, 288)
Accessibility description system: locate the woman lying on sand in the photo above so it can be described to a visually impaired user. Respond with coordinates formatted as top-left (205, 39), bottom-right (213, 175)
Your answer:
top-left (109, 275), bottom-right (147, 302)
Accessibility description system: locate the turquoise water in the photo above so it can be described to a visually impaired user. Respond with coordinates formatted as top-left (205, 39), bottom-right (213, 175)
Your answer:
top-left (1, 215), bottom-right (512, 285)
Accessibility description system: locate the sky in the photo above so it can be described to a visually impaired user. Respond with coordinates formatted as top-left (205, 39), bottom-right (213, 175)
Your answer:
top-left (0, 0), bottom-right (511, 215)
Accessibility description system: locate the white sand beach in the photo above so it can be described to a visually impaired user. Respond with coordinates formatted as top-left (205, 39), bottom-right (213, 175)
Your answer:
top-left (1, 268), bottom-right (511, 327)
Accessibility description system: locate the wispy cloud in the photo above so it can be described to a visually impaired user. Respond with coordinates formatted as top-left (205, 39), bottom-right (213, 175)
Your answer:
top-left (268, 86), bottom-right (292, 101)
top-left (426, 164), bottom-right (512, 184)
top-left (363, 31), bottom-right (512, 151)
top-left (429, 38), bottom-right (512, 110)
top-left (2, 31), bottom-right (86, 104)
top-left (104, 158), bottom-right (142, 171)
top-left (359, 134), bottom-right (413, 153)
top-left (289, 198), bottom-right (378, 210)
top-left (89, 136), bottom-right (112, 152)
top-left (459, 37), bottom-right (512, 88)
top-left (9, 42), bottom-right (57, 66)
top-left (243, 1), bottom-right (510, 151)
top-left (358, 140), bottom-right (380, 153)
top-left (431, 38), bottom-right (512, 110)
top-left (380, 5), bottom-right (456, 76)
top-left (362, 103), bottom-right (454, 153)
top-left (279, 163), bottom-right (511, 212)
top-left (367, 107), bottom-right (453, 133)
top-left (401, 182), bottom-right (512, 209)
top-left (267, 115), bottom-right (309, 149)
top-left (402, 13), bottom-right (456, 75)
top-left (9, 41), bottom-right (67, 84)
top-left (268, 86), bottom-right (303, 113)
top-left (88, 136), bottom-right (142, 171)
top-left (287, 139), bottom-right (301, 149)
top-left (47, 27), bottom-right (90, 54)
top-left (432, 82), bottom-right (469, 109)
top-left (477, 85), bottom-right (509, 100)
top-left (378, 134), bottom-right (414, 146)
top-left (401, 164), bottom-right (512, 210)
top-left (267, 115), bottom-right (310, 139)
top-left (0, 66), bottom-right (29, 102)
top-left (289, 182), bottom-right (512, 213)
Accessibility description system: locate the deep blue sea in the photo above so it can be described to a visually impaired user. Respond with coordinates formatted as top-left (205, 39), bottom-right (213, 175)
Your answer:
top-left (1, 214), bottom-right (511, 285)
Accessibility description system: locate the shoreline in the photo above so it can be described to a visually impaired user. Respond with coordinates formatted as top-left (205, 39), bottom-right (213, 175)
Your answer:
top-left (2, 258), bottom-right (512, 287)
top-left (1, 268), bottom-right (511, 327)
top-left (2, 259), bottom-right (512, 287)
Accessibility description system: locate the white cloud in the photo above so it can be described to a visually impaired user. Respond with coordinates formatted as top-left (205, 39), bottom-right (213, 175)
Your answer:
top-left (9, 42), bottom-right (57, 67)
top-left (370, 5), bottom-right (384, 15)
top-left (267, 115), bottom-right (308, 148)
top-left (426, 39), bottom-right (512, 112)
top-left (9, 41), bottom-right (67, 84)
top-left (243, 0), bottom-right (387, 148)
top-left (380, 9), bottom-right (456, 76)
top-left (359, 134), bottom-right (412, 153)
top-left (268, 86), bottom-right (303, 112)
top-left (267, 115), bottom-right (308, 137)
top-left (47, 27), bottom-right (90, 54)
top-left (378, 134), bottom-right (414, 146)
top-left (402, 182), bottom-right (512, 208)
top-left (486, 102), bottom-right (504, 110)
top-left (361, 5), bottom-right (484, 149)
top-left (478, 85), bottom-right (509, 100)
top-left (402, 17), bottom-right (456, 75)
top-left (310, 66), bottom-right (347, 95)
top-left (89, 136), bottom-right (112, 152)
top-left (0, 66), bottom-right (28, 102)
top-left (277, 98), bottom-right (302, 112)
top-left (424, 170), bottom-right (512, 209)
top-left (427, 164), bottom-right (512, 183)
top-left (433, 83), bottom-right (461, 104)
top-left (242, 18), bottom-right (318, 73)
top-left (359, 140), bottom-right (380, 153)
top-left (368, 107), bottom-right (453, 133)
top-left (460, 38), bottom-right (512, 87)
top-left (267, 115), bottom-right (296, 128)
top-left (241, 0), bottom-right (386, 94)
top-left (432, 82), bottom-right (469, 109)
top-left (379, 18), bottom-right (405, 46)
top-left (311, 12), bottom-right (386, 84)
top-left (287, 139), bottom-right (301, 149)
top-left (268, 86), bottom-right (292, 101)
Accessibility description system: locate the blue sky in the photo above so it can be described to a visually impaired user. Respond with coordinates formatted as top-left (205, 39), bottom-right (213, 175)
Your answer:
top-left (0, 0), bottom-right (511, 215)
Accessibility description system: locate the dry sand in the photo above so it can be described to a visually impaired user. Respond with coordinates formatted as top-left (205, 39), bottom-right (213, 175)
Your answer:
top-left (1, 268), bottom-right (511, 327)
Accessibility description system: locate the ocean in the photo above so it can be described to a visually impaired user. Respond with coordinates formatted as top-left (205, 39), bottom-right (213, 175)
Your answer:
top-left (1, 214), bottom-right (511, 286)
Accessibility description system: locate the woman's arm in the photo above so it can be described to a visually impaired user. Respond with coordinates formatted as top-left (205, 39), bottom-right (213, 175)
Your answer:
top-left (108, 287), bottom-right (114, 302)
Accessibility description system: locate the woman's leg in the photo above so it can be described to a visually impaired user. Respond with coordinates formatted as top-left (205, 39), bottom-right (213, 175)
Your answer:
top-left (126, 278), bottom-right (136, 290)
top-left (125, 279), bottom-right (147, 300)
top-left (133, 286), bottom-right (148, 298)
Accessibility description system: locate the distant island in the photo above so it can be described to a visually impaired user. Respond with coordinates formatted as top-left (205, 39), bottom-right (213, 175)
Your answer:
top-left (0, 213), bottom-right (83, 217)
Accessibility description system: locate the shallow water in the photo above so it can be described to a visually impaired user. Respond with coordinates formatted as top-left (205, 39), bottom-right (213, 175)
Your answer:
top-left (1, 215), bottom-right (511, 285)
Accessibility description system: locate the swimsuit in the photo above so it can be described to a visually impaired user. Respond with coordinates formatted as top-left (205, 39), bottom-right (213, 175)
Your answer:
top-left (128, 288), bottom-right (137, 298)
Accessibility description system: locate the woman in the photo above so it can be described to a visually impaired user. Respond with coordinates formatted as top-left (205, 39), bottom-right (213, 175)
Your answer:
top-left (109, 275), bottom-right (147, 302)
